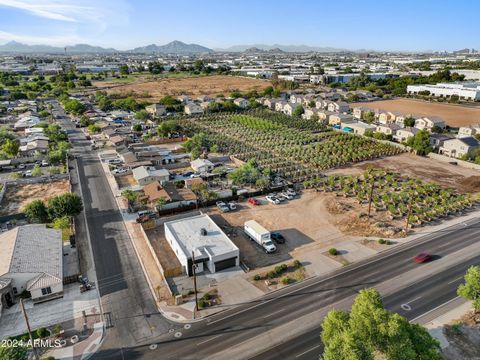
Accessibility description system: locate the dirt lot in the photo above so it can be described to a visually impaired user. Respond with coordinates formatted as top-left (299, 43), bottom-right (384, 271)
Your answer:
top-left (202, 192), bottom-right (359, 270)
top-left (350, 98), bottom-right (480, 127)
top-left (324, 153), bottom-right (480, 193)
top-left (442, 313), bottom-right (480, 360)
top-left (0, 179), bottom-right (70, 215)
top-left (93, 75), bottom-right (269, 101)
top-left (115, 174), bottom-right (136, 189)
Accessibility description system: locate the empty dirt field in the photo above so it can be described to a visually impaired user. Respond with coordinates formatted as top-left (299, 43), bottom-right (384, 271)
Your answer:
top-left (93, 75), bottom-right (269, 101)
top-left (350, 98), bottom-right (480, 127)
top-left (0, 179), bottom-right (70, 215)
top-left (325, 153), bottom-right (480, 193)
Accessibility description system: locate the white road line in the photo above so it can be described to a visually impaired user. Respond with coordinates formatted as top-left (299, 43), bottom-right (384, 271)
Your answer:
top-left (447, 276), bottom-right (464, 284)
top-left (405, 295), bottom-right (422, 305)
top-left (196, 334), bottom-right (223, 346)
top-left (262, 308), bottom-right (285, 319)
top-left (410, 296), bottom-right (460, 322)
top-left (295, 345), bottom-right (321, 358)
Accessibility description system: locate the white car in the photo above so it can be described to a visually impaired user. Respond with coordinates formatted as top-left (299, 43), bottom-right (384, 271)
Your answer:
top-left (41, 160), bottom-right (49, 167)
top-left (286, 189), bottom-right (297, 197)
top-left (112, 168), bottom-right (128, 174)
top-left (24, 170), bottom-right (32, 177)
top-left (266, 195), bottom-right (280, 205)
top-left (280, 192), bottom-right (293, 200)
top-left (228, 202), bottom-right (237, 210)
top-left (105, 158), bottom-right (121, 165)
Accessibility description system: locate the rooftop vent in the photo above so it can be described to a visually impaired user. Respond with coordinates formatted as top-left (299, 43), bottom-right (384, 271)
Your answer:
top-left (200, 228), bottom-right (207, 236)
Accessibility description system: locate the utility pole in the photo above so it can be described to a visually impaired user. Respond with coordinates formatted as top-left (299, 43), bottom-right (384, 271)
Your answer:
top-left (367, 179), bottom-right (375, 219)
top-left (20, 299), bottom-right (39, 360)
top-left (191, 251), bottom-right (199, 313)
top-left (404, 200), bottom-right (413, 235)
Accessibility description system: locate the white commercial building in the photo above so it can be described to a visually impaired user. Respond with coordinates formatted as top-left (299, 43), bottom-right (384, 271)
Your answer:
top-left (407, 82), bottom-right (480, 101)
top-left (164, 214), bottom-right (239, 276)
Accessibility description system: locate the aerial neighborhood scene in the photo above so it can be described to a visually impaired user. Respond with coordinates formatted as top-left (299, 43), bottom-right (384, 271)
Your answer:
top-left (1, 0), bottom-right (480, 359)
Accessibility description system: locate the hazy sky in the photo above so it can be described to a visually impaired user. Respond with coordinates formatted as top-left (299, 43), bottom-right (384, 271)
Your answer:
top-left (0, 0), bottom-right (478, 51)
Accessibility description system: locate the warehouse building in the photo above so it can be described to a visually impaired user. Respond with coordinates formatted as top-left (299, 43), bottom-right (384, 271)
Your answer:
top-left (407, 82), bottom-right (480, 101)
top-left (164, 214), bottom-right (239, 276)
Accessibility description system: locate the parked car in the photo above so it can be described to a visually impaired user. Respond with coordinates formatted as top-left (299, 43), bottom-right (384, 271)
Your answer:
top-left (275, 193), bottom-right (287, 202)
top-left (247, 198), bottom-right (260, 206)
top-left (280, 192), bottom-right (293, 200)
top-left (41, 160), bottom-right (49, 167)
top-left (216, 201), bottom-right (230, 212)
top-left (105, 158), bottom-right (122, 165)
top-left (17, 164), bottom-right (25, 170)
top-left (271, 232), bottom-right (285, 244)
top-left (266, 195), bottom-right (280, 205)
top-left (228, 202), bottom-right (237, 211)
top-left (183, 171), bottom-right (194, 177)
top-left (286, 188), bottom-right (297, 197)
top-left (413, 252), bottom-right (431, 263)
top-left (112, 168), bottom-right (128, 174)
top-left (24, 170), bottom-right (32, 177)
top-left (190, 174), bottom-right (202, 178)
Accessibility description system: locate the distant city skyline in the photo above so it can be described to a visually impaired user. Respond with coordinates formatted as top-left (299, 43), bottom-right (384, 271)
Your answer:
top-left (0, 0), bottom-right (478, 52)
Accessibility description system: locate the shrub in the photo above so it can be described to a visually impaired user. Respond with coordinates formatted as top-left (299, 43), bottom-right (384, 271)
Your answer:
top-left (198, 299), bottom-right (207, 309)
top-left (267, 270), bottom-right (277, 279)
top-left (187, 289), bottom-right (195, 295)
top-left (329, 248), bottom-right (338, 256)
top-left (293, 260), bottom-right (302, 268)
top-left (36, 327), bottom-right (48, 338)
top-left (202, 292), bottom-right (211, 300)
top-left (253, 274), bottom-right (261, 281)
top-left (52, 324), bottom-right (63, 335)
top-left (378, 238), bottom-right (386, 244)
top-left (281, 277), bottom-right (292, 285)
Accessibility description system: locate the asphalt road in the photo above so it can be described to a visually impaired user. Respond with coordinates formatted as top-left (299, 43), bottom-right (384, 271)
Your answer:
top-left (117, 216), bottom-right (480, 360)
top-left (52, 102), bottom-right (173, 355)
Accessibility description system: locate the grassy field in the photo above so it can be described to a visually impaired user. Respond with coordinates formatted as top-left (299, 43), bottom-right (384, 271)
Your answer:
top-left (350, 98), bottom-right (480, 127)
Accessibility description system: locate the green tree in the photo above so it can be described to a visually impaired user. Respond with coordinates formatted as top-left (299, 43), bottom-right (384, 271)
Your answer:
top-left (47, 193), bottom-right (83, 219)
top-left (31, 165), bottom-right (42, 177)
top-left (24, 199), bottom-right (49, 223)
top-left (119, 64), bottom-right (129, 75)
top-left (135, 109), bottom-right (149, 121)
top-left (457, 265), bottom-right (480, 312)
top-left (320, 288), bottom-right (441, 360)
top-left (52, 216), bottom-right (71, 230)
top-left (0, 345), bottom-right (27, 360)
top-left (132, 123), bottom-right (142, 132)
top-left (403, 117), bottom-right (415, 127)
top-left (2, 139), bottom-right (19, 157)
top-left (156, 197), bottom-right (167, 210)
top-left (293, 105), bottom-right (304, 117)
top-left (121, 189), bottom-right (138, 205)
top-left (405, 130), bottom-right (432, 155)
top-left (87, 124), bottom-right (101, 134)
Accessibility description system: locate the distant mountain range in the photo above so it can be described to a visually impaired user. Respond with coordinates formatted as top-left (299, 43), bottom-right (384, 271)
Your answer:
top-left (0, 40), bottom-right (213, 54)
top-left (215, 44), bottom-right (349, 53)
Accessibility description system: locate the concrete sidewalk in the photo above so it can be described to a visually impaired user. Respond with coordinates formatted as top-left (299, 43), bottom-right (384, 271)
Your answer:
top-left (43, 322), bottom-right (104, 360)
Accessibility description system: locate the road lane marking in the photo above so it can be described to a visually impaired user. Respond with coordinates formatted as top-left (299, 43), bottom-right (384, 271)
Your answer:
top-left (405, 296), bottom-right (422, 304)
top-left (410, 296), bottom-right (460, 322)
top-left (263, 308), bottom-right (285, 319)
top-left (401, 304), bottom-right (411, 311)
top-left (295, 345), bottom-right (321, 358)
top-left (197, 334), bottom-right (223, 345)
top-left (447, 276), bottom-right (464, 284)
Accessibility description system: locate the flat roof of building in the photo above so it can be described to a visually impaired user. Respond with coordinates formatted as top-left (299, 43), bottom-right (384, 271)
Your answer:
top-left (164, 214), bottom-right (238, 260)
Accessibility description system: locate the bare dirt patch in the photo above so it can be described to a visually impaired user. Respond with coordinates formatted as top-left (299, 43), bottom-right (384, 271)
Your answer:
top-left (115, 174), bottom-right (136, 189)
top-left (325, 152), bottom-right (480, 193)
top-left (442, 316), bottom-right (480, 360)
top-left (0, 179), bottom-right (70, 215)
top-left (350, 98), bottom-right (480, 127)
top-left (93, 75), bottom-right (269, 101)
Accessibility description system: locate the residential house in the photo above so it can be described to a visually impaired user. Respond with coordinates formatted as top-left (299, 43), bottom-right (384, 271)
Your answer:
top-left (197, 95), bottom-right (212, 103)
top-left (263, 98), bottom-right (277, 110)
top-left (439, 137), bottom-right (480, 159)
top-left (376, 124), bottom-right (401, 136)
top-left (457, 125), bottom-right (480, 138)
top-left (414, 116), bottom-right (446, 131)
top-left (329, 114), bottom-right (355, 126)
top-left (275, 101), bottom-right (287, 112)
top-left (18, 139), bottom-right (49, 156)
top-left (184, 103), bottom-right (203, 116)
top-left (177, 95), bottom-right (190, 104)
top-left (378, 111), bottom-right (397, 124)
top-left (346, 121), bottom-right (376, 136)
top-left (303, 108), bottom-right (320, 120)
top-left (352, 106), bottom-right (372, 119)
top-left (190, 158), bottom-right (214, 173)
top-left (317, 110), bottom-right (335, 123)
top-left (184, 177), bottom-right (204, 189)
top-left (283, 103), bottom-right (296, 116)
top-left (108, 135), bottom-right (126, 147)
top-left (14, 115), bottom-right (40, 130)
top-left (430, 133), bottom-right (452, 150)
top-left (143, 181), bottom-right (197, 210)
top-left (145, 104), bottom-right (166, 117)
top-left (132, 166), bottom-right (170, 186)
top-left (393, 127), bottom-right (420, 142)
top-left (233, 98), bottom-right (249, 109)
top-left (328, 101), bottom-right (349, 113)
top-left (0, 225), bottom-right (63, 307)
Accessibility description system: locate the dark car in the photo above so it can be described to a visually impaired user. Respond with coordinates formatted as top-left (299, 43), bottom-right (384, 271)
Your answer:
top-left (183, 171), bottom-right (194, 177)
top-left (271, 232), bottom-right (285, 244)
top-left (413, 252), bottom-right (431, 263)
